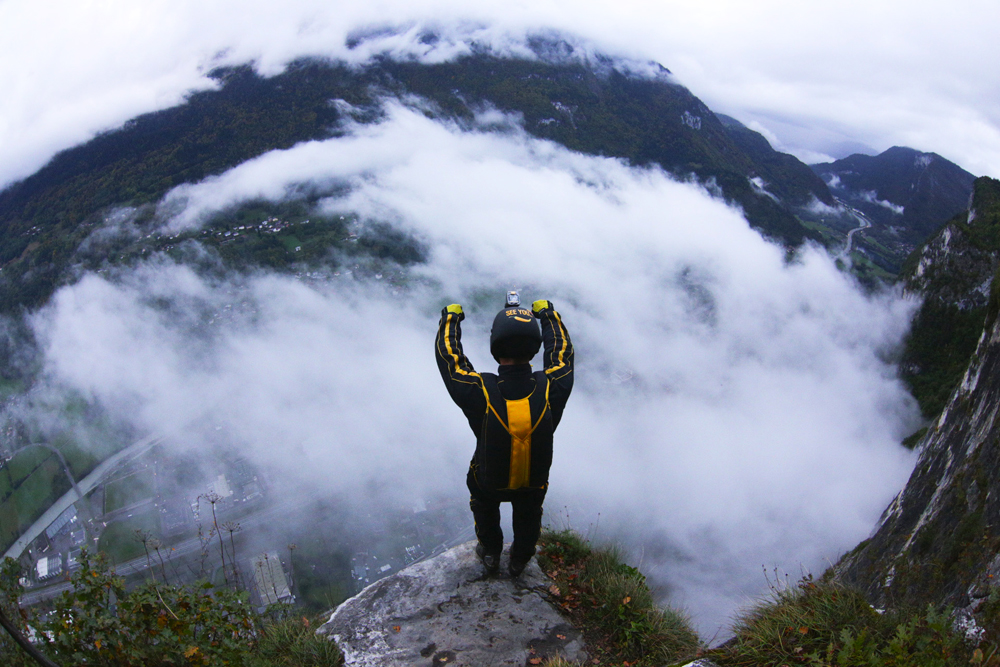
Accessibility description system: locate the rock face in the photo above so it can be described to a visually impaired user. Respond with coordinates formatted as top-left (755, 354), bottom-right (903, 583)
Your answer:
top-left (904, 177), bottom-right (1000, 308)
top-left (898, 177), bottom-right (1000, 418)
top-left (317, 541), bottom-right (588, 666)
top-left (835, 274), bottom-right (1000, 610)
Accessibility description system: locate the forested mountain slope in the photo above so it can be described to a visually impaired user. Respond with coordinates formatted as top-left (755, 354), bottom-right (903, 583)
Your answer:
top-left (0, 48), bottom-right (833, 316)
top-left (812, 147), bottom-right (975, 273)
top-left (898, 177), bottom-right (1000, 418)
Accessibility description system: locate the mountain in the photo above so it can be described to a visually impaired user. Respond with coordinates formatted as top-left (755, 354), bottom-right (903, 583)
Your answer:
top-left (898, 177), bottom-right (1000, 418)
top-left (811, 147), bottom-right (976, 273)
top-left (716, 114), bottom-right (833, 208)
top-left (385, 56), bottom-right (833, 246)
top-left (0, 39), bottom-right (983, 411)
top-left (833, 177), bottom-right (1000, 625)
top-left (0, 45), bottom-right (835, 318)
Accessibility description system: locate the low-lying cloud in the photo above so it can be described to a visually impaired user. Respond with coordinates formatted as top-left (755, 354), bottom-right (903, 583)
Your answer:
top-left (22, 103), bottom-right (920, 633)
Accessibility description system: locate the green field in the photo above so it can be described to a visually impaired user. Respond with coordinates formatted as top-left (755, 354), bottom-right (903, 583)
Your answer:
top-left (50, 434), bottom-right (101, 480)
top-left (798, 217), bottom-right (845, 248)
top-left (279, 234), bottom-right (302, 252)
top-left (0, 376), bottom-right (23, 399)
top-left (0, 405), bottom-right (135, 553)
top-left (0, 498), bottom-right (17, 548)
top-left (104, 470), bottom-right (156, 513)
top-left (97, 510), bottom-right (161, 563)
top-left (850, 251), bottom-right (897, 282)
top-left (0, 458), bottom-right (70, 551)
top-left (6, 447), bottom-right (51, 485)
top-left (0, 467), bottom-right (12, 499)
top-left (0, 443), bottom-right (92, 553)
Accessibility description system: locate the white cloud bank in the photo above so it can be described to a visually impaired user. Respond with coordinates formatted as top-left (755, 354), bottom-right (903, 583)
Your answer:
top-left (29, 105), bottom-right (920, 634)
top-left (1, 0), bottom-right (999, 190)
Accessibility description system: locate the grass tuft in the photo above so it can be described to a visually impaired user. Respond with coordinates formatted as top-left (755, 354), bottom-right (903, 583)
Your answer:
top-left (251, 614), bottom-right (343, 667)
top-left (711, 575), bottom-right (997, 667)
top-left (538, 528), bottom-right (701, 666)
top-left (719, 575), bottom-right (882, 666)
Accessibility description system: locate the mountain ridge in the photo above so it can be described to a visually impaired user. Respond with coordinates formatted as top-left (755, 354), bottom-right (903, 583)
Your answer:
top-left (0, 49), bottom-right (834, 317)
top-left (1, 44), bottom-right (976, 322)
top-left (811, 146), bottom-right (975, 273)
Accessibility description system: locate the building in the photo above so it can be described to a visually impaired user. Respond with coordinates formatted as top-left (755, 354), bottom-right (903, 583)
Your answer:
top-left (251, 552), bottom-right (292, 607)
top-left (35, 555), bottom-right (63, 582)
top-left (44, 506), bottom-right (77, 541)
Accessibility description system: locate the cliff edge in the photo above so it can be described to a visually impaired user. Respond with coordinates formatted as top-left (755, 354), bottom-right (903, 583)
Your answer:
top-left (316, 541), bottom-right (588, 666)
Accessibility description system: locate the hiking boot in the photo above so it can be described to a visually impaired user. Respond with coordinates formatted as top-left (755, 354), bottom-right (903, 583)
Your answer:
top-left (508, 555), bottom-right (530, 578)
top-left (476, 542), bottom-right (500, 574)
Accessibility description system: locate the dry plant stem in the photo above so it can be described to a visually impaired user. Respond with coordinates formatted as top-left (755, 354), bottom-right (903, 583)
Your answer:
top-left (205, 494), bottom-right (229, 587)
top-left (139, 532), bottom-right (180, 619)
top-left (140, 531), bottom-right (156, 583)
top-left (154, 545), bottom-right (169, 583)
top-left (155, 586), bottom-right (180, 621)
top-left (224, 522), bottom-right (241, 588)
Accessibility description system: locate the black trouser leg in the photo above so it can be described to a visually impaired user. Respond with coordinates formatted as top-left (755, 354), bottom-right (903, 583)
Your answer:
top-left (467, 467), bottom-right (503, 556)
top-left (510, 489), bottom-right (546, 563)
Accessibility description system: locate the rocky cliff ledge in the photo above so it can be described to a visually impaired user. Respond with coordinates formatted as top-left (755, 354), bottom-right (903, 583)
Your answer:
top-left (317, 541), bottom-right (588, 666)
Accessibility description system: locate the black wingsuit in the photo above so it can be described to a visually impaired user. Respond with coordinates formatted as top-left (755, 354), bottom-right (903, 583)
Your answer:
top-left (435, 302), bottom-right (574, 563)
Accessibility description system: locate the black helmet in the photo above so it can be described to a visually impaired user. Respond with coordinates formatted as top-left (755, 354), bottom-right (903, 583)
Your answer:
top-left (490, 305), bottom-right (542, 361)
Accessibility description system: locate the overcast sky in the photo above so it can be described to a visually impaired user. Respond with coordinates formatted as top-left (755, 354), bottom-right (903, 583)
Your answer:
top-left (0, 0), bottom-right (998, 190)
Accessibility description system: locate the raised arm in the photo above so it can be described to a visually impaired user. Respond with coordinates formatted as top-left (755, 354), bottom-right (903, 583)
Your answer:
top-left (532, 300), bottom-right (574, 427)
top-left (435, 304), bottom-right (488, 428)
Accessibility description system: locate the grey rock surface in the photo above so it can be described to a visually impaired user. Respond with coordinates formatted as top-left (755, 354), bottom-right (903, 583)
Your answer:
top-left (317, 541), bottom-right (587, 666)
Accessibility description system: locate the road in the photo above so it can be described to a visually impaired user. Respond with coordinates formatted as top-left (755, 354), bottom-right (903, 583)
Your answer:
top-left (836, 199), bottom-right (873, 262)
top-left (3, 434), bottom-right (164, 561)
top-left (18, 496), bottom-right (303, 606)
top-left (21, 503), bottom-right (477, 606)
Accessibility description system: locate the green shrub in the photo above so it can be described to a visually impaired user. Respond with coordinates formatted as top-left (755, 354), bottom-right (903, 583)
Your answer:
top-left (39, 550), bottom-right (257, 666)
top-left (0, 557), bottom-right (33, 667)
top-left (0, 552), bottom-right (342, 667)
top-left (537, 528), bottom-right (591, 569)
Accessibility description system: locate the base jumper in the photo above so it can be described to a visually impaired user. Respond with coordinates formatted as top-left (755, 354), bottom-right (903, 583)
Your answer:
top-left (435, 292), bottom-right (574, 577)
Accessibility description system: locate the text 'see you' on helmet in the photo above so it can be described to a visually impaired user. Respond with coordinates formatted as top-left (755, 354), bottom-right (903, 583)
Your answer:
top-left (490, 301), bottom-right (542, 362)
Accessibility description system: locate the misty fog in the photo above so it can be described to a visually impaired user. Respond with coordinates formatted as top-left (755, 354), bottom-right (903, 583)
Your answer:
top-left (5, 101), bottom-right (922, 633)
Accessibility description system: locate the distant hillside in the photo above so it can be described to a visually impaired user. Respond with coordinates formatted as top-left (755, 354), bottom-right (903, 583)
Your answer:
top-left (384, 57), bottom-right (831, 247)
top-left (0, 45), bottom-right (833, 318)
top-left (716, 114), bottom-right (833, 207)
top-left (812, 147), bottom-right (975, 273)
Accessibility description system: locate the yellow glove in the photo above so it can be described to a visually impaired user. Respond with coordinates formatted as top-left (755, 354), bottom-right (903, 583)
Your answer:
top-left (531, 299), bottom-right (551, 314)
top-left (443, 304), bottom-right (464, 318)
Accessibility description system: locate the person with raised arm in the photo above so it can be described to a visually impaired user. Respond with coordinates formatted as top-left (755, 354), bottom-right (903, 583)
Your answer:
top-left (435, 291), bottom-right (574, 577)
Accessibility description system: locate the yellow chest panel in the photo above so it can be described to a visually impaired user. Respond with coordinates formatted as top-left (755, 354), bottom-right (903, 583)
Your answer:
top-left (505, 397), bottom-right (533, 490)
